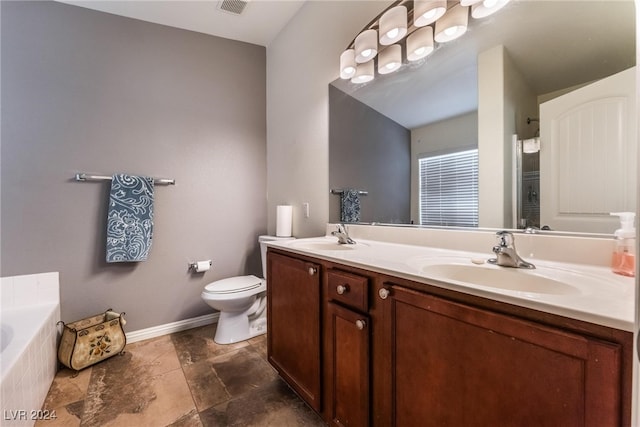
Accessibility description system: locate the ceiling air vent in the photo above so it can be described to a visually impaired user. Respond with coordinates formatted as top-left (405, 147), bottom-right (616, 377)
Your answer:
top-left (217, 0), bottom-right (249, 15)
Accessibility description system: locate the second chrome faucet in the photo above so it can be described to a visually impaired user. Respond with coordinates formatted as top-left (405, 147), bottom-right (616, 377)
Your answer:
top-left (332, 223), bottom-right (356, 245)
top-left (488, 231), bottom-right (535, 269)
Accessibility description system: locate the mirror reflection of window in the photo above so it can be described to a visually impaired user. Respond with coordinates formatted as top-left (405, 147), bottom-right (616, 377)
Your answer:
top-left (419, 148), bottom-right (479, 227)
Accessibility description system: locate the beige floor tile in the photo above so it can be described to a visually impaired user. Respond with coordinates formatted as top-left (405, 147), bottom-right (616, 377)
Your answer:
top-left (41, 366), bottom-right (92, 411)
top-left (182, 358), bottom-right (231, 412)
top-left (99, 368), bottom-right (197, 427)
top-left (34, 404), bottom-right (82, 427)
top-left (124, 333), bottom-right (182, 376)
top-left (210, 347), bottom-right (277, 397)
top-left (171, 325), bottom-right (249, 367)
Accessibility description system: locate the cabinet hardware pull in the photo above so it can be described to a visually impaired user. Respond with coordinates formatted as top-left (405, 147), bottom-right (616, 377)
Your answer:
top-left (355, 319), bottom-right (366, 330)
top-left (337, 284), bottom-right (349, 295)
top-left (378, 288), bottom-right (390, 300)
top-left (308, 267), bottom-right (317, 276)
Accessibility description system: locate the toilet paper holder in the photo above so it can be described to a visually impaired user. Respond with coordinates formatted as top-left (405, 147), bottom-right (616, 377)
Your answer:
top-left (189, 260), bottom-right (212, 272)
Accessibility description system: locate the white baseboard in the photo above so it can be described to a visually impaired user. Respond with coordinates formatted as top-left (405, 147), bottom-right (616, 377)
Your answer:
top-left (126, 312), bottom-right (219, 344)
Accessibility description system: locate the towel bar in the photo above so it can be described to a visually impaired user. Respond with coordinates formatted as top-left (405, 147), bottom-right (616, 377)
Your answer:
top-left (75, 173), bottom-right (175, 185)
top-left (330, 189), bottom-right (368, 196)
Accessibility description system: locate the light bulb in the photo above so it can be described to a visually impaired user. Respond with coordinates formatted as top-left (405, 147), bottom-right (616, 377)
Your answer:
top-left (483, 0), bottom-right (498, 7)
top-left (362, 49), bottom-right (373, 58)
top-left (386, 28), bottom-right (400, 40)
top-left (444, 26), bottom-right (459, 36)
top-left (422, 9), bottom-right (437, 20)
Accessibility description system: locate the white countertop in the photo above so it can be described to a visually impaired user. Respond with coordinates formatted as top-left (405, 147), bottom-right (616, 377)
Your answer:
top-left (268, 236), bottom-right (635, 332)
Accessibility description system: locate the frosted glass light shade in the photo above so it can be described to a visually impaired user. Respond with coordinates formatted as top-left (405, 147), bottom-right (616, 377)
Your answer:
top-left (407, 26), bottom-right (434, 61)
top-left (351, 61), bottom-right (374, 84)
top-left (379, 5), bottom-right (408, 45)
top-left (339, 49), bottom-right (357, 79)
top-left (378, 45), bottom-right (402, 74)
top-left (460, 0), bottom-right (482, 5)
top-left (434, 4), bottom-right (469, 43)
top-left (413, 0), bottom-right (446, 27)
top-left (472, 0), bottom-right (511, 18)
top-left (355, 29), bottom-right (378, 63)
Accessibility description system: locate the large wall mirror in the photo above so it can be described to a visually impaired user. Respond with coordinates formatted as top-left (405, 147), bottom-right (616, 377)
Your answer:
top-left (329, 0), bottom-right (636, 234)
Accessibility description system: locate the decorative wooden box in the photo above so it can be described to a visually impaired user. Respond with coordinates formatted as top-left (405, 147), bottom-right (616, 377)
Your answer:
top-left (57, 309), bottom-right (126, 371)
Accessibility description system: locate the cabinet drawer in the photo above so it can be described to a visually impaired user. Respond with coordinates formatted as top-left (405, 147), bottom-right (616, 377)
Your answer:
top-left (327, 269), bottom-right (368, 312)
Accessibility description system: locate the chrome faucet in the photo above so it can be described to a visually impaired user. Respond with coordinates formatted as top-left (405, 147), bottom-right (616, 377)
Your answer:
top-left (488, 231), bottom-right (535, 269)
top-left (332, 224), bottom-right (356, 245)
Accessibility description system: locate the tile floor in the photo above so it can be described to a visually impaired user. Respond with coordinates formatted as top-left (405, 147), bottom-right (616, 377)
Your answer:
top-left (36, 324), bottom-right (325, 426)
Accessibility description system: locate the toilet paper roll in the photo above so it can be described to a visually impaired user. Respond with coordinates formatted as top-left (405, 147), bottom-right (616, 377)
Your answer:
top-left (276, 205), bottom-right (293, 237)
top-left (194, 260), bottom-right (211, 273)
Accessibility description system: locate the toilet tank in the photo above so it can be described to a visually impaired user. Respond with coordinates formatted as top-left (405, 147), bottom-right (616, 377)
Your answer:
top-left (258, 235), bottom-right (295, 279)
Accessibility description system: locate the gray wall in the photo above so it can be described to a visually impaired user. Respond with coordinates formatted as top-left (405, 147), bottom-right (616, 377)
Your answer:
top-left (1, 1), bottom-right (267, 331)
top-left (329, 84), bottom-right (411, 224)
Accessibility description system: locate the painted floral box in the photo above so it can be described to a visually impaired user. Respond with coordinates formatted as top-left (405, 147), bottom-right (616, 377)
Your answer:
top-left (57, 309), bottom-right (126, 371)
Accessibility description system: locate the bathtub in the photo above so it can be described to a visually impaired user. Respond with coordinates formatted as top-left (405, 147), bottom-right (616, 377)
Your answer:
top-left (1, 272), bottom-right (60, 427)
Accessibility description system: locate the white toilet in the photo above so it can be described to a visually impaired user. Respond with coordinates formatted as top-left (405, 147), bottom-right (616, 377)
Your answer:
top-left (201, 235), bottom-right (293, 344)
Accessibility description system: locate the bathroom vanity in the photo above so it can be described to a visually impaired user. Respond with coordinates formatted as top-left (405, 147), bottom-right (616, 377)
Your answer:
top-left (266, 234), bottom-right (634, 427)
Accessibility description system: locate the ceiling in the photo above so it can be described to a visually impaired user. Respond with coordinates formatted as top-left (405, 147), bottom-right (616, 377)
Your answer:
top-left (55, 0), bottom-right (307, 46)
top-left (332, 0), bottom-right (636, 129)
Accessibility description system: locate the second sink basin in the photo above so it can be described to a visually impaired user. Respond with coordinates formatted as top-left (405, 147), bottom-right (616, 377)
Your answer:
top-left (419, 263), bottom-right (580, 295)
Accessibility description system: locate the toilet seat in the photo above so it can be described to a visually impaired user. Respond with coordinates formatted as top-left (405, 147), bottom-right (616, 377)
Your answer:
top-left (203, 275), bottom-right (264, 295)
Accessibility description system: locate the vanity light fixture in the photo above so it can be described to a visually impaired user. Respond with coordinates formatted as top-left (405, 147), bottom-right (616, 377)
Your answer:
top-left (407, 26), bottom-right (434, 61)
top-left (339, 0), bottom-right (512, 81)
top-left (354, 29), bottom-right (378, 63)
top-left (379, 5), bottom-right (408, 45)
top-left (340, 49), bottom-right (357, 79)
top-left (413, 0), bottom-right (447, 27)
top-left (434, 4), bottom-right (469, 43)
top-left (378, 44), bottom-right (403, 74)
top-left (471, 0), bottom-right (512, 19)
top-left (351, 60), bottom-right (375, 84)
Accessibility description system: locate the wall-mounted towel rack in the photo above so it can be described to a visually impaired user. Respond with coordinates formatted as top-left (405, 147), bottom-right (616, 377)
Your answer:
top-left (330, 189), bottom-right (368, 196)
top-left (75, 173), bottom-right (176, 185)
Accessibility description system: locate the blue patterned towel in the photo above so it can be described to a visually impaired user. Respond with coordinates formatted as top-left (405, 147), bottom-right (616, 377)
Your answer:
top-left (340, 189), bottom-right (361, 223)
top-left (106, 174), bottom-right (154, 263)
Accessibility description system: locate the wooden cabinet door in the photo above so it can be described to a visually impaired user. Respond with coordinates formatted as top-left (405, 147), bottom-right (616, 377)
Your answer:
top-left (326, 302), bottom-right (370, 427)
top-left (382, 285), bottom-right (623, 427)
top-left (267, 251), bottom-right (322, 411)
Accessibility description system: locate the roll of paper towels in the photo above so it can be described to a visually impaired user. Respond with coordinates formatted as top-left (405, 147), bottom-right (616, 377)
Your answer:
top-left (194, 260), bottom-right (211, 273)
top-left (276, 205), bottom-right (293, 237)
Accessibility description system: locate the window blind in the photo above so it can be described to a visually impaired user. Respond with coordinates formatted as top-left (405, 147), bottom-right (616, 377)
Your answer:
top-left (419, 148), bottom-right (479, 227)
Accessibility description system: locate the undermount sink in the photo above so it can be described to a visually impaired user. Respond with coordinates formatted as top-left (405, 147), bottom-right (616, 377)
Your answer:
top-left (419, 263), bottom-right (581, 295)
top-left (410, 259), bottom-right (595, 295)
top-left (288, 239), bottom-right (368, 251)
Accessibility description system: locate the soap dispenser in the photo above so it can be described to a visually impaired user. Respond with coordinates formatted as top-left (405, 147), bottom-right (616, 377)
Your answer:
top-left (610, 212), bottom-right (636, 277)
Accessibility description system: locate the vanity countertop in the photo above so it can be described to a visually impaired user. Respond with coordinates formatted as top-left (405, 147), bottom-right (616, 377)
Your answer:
top-left (268, 236), bottom-right (635, 332)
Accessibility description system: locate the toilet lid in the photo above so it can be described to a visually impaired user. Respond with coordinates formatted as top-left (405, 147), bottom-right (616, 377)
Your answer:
top-left (204, 275), bottom-right (263, 294)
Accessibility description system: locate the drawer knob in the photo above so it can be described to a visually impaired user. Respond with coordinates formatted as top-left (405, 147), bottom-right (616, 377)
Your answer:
top-left (308, 267), bottom-right (318, 276)
top-left (336, 284), bottom-right (349, 295)
top-left (355, 319), bottom-right (366, 330)
top-left (378, 288), bottom-right (390, 300)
